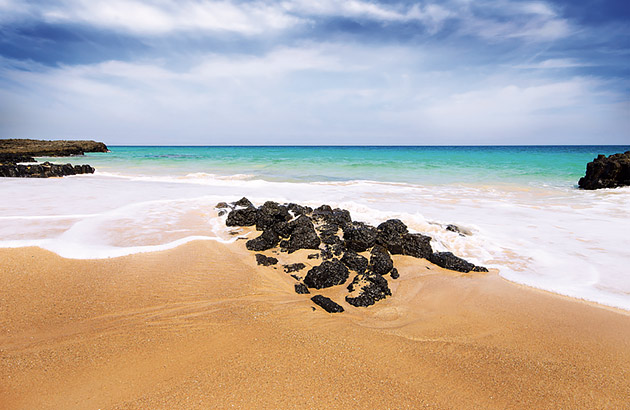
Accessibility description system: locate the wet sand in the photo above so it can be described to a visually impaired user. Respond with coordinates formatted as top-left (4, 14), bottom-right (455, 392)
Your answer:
top-left (1, 241), bottom-right (629, 409)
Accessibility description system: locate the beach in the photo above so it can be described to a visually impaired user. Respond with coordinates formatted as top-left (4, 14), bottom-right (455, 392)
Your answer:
top-left (2, 241), bottom-right (629, 409)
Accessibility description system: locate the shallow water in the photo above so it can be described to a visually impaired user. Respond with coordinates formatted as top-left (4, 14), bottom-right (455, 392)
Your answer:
top-left (1, 145), bottom-right (629, 310)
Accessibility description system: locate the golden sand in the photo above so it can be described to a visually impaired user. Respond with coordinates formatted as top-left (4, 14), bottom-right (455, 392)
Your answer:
top-left (1, 241), bottom-right (629, 409)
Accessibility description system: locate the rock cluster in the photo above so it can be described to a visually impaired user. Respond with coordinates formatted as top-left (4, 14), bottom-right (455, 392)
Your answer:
top-left (218, 198), bottom-right (488, 313)
top-left (578, 151), bottom-right (630, 190)
top-left (0, 161), bottom-right (95, 178)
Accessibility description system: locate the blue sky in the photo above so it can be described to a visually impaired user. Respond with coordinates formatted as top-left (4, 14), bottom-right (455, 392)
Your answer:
top-left (0, 0), bottom-right (628, 145)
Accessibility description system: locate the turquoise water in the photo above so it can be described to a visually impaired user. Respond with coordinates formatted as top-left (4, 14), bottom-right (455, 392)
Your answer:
top-left (75, 145), bottom-right (630, 187)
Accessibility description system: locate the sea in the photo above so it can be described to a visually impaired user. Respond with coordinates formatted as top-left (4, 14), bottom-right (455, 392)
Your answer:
top-left (1, 145), bottom-right (629, 310)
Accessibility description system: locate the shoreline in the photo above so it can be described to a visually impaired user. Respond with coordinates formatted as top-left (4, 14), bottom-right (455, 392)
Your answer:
top-left (2, 241), bottom-right (629, 409)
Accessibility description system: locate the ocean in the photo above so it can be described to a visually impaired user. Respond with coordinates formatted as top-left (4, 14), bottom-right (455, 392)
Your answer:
top-left (1, 145), bottom-right (629, 310)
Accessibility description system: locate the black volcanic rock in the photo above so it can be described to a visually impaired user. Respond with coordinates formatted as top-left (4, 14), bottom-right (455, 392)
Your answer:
top-left (401, 233), bottom-right (433, 259)
top-left (0, 153), bottom-right (36, 164)
top-left (256, 201), bottom-right (291, 231)
top-left (376, 219), bottom-right (408, 254)
top-left (343, 222), bottom-right (378, 252)
top-left (283, 215), bottom-right (320, 253)
top-left (390, 268), bottom-right (399, 279)
top-left (345, 273), bottom-right (392, 307)
top-left (226, 207), bottom-right (257, 227)
top-left (369, 245), bottom-right (393, 275)
top-left (246, 230), bottom-right (280, 251)
top-left (578, 151), bottom-right (630, 190)
top-left (318, 223), bottom-right (342, 245)
top-left (295, 283), bottom-right (310, 294)
top-left (429, 252), bottom-right (488, 273)
top-left (286, 203), bottom-right (313, 216)
top-left (255, 254), bottom-right (278, 266)
top-left (311, 295), bottom-right (344, 313)
top-left (341, 250), bottom-right (368, 273)
top-left (0, 162), bottom-right (94, 178)
top-left (303, 259), bottom-right (349, 289)
top-left (233, 197), bottom-right (254, 208)
top-left (284, 263), bottom-right (306, 273)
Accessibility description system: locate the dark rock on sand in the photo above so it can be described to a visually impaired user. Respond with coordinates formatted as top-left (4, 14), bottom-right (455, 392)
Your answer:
top-left (578, 151), bottom-right (630, 190)
top-left (311, 295), bottom-right (344, 313)
top-left (376, 219), bottom-right (408, 254)
top-left (307, 253), bottom-right (320, 259)
top-left (343, 222), bottom-right (378, 252)
top-left (341, 249), bottom-right (368, 273)
top-left (255, 201), bottom-right (291, 232)
top-left (369, 245), bottom-right (394, 275)
top-left (429, 252), bottom-right (488, 273)
top-left (303, 259), bottom-right (349, 289)
top-left (226, 207), bottom-right (257, 227)
top-left (320, 246), bottom-right (334, 260)
top-left (283, 215), bottom-right (321, 253)
top-left (318, 224), bottom-right (342, 245)
top-left (390, 268), bottom-right (399, 279)
top-left (0, 162), bottom-right (95, 178)
top-left (286, 203), bottom-right (313, 216)
top-left (345, 272), bottom-right (392, 307)
top-left (294, 283), bottom-right (310, 294)
top-left (246, 230), bottom-right (280, 251)
top-left (401, 233), bottom-right (433, 259)
top-left (284, 263), bottom-right (306, 273)
top-left (233, 197), bottom-right (254, 208)
top-left (255, 254), bottom-right (278, 266)
top-left (312, 205), bottom-right (351, 226)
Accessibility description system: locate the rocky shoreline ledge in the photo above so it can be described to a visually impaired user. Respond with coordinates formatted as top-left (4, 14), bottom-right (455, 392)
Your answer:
top-left (0, 139), bottom-right (107, 178)
top-left (218, 198), bottom-right (487, 313)
top-left (578, 151), bottom-right (630, 190)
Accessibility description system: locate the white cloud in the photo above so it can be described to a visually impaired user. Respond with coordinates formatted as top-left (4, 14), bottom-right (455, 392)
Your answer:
top-left (513, 58), bottom-right (594, 69)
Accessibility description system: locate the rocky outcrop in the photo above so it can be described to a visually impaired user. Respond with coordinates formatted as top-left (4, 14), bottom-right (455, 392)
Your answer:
top-left (578, 152), bottom-right (630, 190)
top-left (0, 139), bottom-right (108, 156)
top-left (255, 254), bottom-right (278, 266)
top-left (429, 252), bottom-right (488, 273)
top-left (345, 273), bottom-right (392, 307)
top-left (0, 153), bottom-right (36, 164)
top-left (223, 197), bottom-right (489, 312)
top-left (311, 295), bottom-right (344, 313)
top-left (0, 162), bottom-right (94, 178)
top-left (303, 259), bottom-right (349, 289)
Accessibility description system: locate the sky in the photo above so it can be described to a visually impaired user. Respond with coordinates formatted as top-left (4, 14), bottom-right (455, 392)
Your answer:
top-left (0, 0), bottom-right (628, 145)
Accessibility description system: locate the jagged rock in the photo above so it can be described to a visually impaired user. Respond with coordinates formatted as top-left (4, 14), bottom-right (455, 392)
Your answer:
top-left (343, 222), bottom-right (378, 252)
top-left (246, 230), bottom-right (279, 251)
top-left (390, 268), bottom-right (399, 279)
top-left (429, 252), bottom-right (488, 273)
top-left (233, 197), bottom-right (254, 208)
top-left (284, 263), bottom-right (306, 273)
top-left (295, 283), bottom-right (310, 294)
top-left (578, 151), bottom-right (630, 190)
top-left (256, 201), bottom-right (291, 231)
top-left (312, 205), bottom-right (351, 226)
top-left (286, 203), bottom-right (313, 216)
top-left (318, 224), bottom-right (342, 245)
top-left (401, 233), bottom-right (433, 259)
top-left (345, 273), bottom-right (392, 307)
top-left (376, 219), bottom-right (408, 254)
top-left (0, 153), bottom-right (36, 164)
top-left (283, 215), bottom-right (320, 252)
top-left (303, 259), bottom-right (349, 289)
top-left (0, 162), bottom-right (95, 178)
top-left (311, 295), bottom-right (344, 313)
top-left (320, 247), bottom-right (333, 260)
top-left (340, 250), bottom-right (368, 273)
top-left (446, 224), bottom-right (471, 236)
top-left (307, 253), bottom-right (319, 259)
top-left (226, 207), bottom-right (257, 226)
top-left (255, 254), bottom-right (278, 266)
top-left (369, 245), bottom-right (393, 275)
top-left (330, 243), bottom-right (345, 256)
